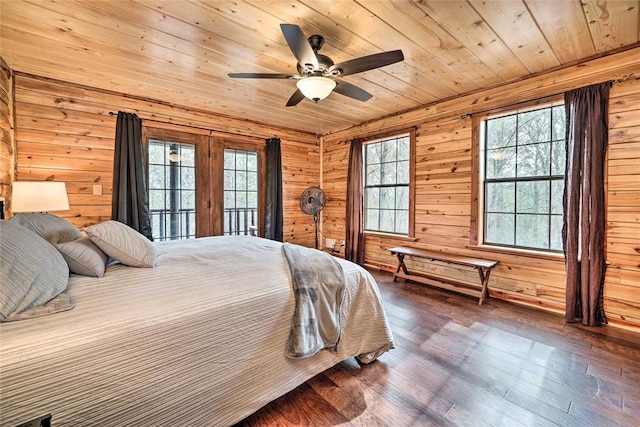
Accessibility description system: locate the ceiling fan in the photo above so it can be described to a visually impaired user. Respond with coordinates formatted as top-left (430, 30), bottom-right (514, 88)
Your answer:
top-left (228, 24), bottom-right (404, 106)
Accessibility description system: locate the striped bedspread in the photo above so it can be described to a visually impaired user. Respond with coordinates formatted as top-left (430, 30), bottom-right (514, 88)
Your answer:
top-left (0, 236), bottom-right (394, 426)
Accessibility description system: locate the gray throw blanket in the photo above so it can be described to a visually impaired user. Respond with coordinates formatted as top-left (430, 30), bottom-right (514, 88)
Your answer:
top-left (282, 243), bottom-right (346, 359)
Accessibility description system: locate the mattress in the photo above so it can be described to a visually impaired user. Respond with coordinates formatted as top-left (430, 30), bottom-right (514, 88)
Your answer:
top-left (0, 236), bottom-right (394, 426)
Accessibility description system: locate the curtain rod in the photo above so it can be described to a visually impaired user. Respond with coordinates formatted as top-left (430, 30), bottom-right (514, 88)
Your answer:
top-left (348, 125), bottom-right (418, 143)
top-left (108, 111), bottom-right (273, 141)
top-left (459, 92), bottom-right (564, 119)
top-left (460, 79), bottom-right (620, 119)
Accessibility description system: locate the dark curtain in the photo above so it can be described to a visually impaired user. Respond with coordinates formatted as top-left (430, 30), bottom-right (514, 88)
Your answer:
top-left (112, 111), bottom-right (153, 240)
top-left (345, 138), bottom-right (364, 265)
top-left (265, 137), bottom-right (283, 242)
top-left (563, 82), bottom-right (610, 326)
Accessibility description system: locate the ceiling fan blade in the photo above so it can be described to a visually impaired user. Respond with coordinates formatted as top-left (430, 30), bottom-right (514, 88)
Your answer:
top-left (228, 73), bottom-right (297, 79)
top-left (333, 81), bottom-right (373, 102)
top-left (286, 89), bottom-right (305, 107)
top-left (280, 24), bottom-right (319, 71)
top-left (329, 50), bottom-right (404, 77)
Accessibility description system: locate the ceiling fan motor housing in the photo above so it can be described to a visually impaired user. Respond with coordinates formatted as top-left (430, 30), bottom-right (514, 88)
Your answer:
top-left (297, 53), bottom-right (335, 75)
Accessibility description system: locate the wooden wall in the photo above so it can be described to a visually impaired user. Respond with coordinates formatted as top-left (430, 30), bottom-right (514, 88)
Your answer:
top-left (0, 57), bottom-right (14, 214)
top-left (3, 46), bottom-right (639, 331)
top-left (10, 73), bottom-right (320, 247)
top-left (322, 46), bottom-right (640, 332)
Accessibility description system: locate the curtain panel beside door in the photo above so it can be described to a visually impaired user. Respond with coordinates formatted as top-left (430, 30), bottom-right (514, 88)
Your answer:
top-left (265, 137), bottom-right (283, 242)
top-left (112, 111), bottom-right (153, 240)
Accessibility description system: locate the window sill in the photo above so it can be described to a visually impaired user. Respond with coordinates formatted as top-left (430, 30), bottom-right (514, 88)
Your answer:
top-left (466, 244), bottom-right (565, 262)
top-left (364, 231), bottom-right (418, 242)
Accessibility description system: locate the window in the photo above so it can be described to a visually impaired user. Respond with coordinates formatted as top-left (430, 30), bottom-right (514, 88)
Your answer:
top-left (148, 140), bottom-right (196, 241)
top-left (364, 132), bottom-right (414, 236)
top-left (480, 103), bottom-right (566, 251)
top-left (223, 149), bottom-right (259, 235)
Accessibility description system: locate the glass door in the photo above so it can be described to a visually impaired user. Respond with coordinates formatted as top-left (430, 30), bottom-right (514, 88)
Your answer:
top-left (148, 140), bottom-right (196, 241)
top-left (223, 148), bottom-right (259, 235)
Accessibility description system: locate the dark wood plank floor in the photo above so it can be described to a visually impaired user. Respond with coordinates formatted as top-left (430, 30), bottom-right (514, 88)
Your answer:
top-left (236, 269), bottom-right (640, 426)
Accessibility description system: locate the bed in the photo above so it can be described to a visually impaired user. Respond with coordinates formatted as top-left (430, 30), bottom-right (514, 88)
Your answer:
top-left (0, 224), bottom-right (394, 426)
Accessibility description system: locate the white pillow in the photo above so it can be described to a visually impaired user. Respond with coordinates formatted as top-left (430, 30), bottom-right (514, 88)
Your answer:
top-left (83, 220), bottom-right (157, 268)
top-left (56, 237), bottom-right (109, 277)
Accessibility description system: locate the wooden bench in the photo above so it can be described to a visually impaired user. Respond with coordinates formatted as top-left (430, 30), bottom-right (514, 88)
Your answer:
top-left (389, 247), bottom-right (499, 305)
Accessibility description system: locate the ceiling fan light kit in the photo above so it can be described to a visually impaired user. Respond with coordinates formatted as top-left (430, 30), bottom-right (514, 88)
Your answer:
top-left (296, 76), bottom-right (336, 101)
top-left (228, 24), bottom-right (404, 106)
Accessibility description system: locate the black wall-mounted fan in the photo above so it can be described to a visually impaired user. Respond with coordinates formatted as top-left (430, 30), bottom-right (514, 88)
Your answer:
top-left (299, 186), bottom-right (326, 249)
top-left (228, 24), bottom-right (404, 106)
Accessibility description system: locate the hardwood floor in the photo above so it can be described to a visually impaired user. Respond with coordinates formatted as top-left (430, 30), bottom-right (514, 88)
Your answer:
top-left (236, 269), bottom-right (640, 426)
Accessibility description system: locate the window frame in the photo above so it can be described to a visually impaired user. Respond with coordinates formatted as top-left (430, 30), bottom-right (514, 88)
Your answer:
top-left (362, 129), bottom-right (416, 238)
top-left (471, 97), bottom-right (566, 255)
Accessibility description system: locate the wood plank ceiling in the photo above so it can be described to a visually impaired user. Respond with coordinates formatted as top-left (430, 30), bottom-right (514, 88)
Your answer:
top-left (1, 0), bottom-right (639, 135)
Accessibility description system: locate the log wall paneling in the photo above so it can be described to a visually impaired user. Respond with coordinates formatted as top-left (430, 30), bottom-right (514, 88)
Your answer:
top-left (6, 48), bottom-right (639, 330)
top-left (13, 74), bottom-right (320, 247)
top-left (322, 48), bottom-right (640, 332)
top-left (0, 56), bottom-right (14, 214)
top-left (606, 77), bottom-right (640, 326)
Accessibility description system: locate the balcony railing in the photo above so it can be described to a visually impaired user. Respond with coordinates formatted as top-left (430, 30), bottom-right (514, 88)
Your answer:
top-left (224, 207), bottom-right (257, 236)
top-left (150, 208), bottom-right (195, 241)
top-left (150, 207), bottom-right (258, 241)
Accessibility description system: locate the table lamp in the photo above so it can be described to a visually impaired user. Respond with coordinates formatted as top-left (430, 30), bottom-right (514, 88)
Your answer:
top-left (11, 181), bottom-right (70, 214)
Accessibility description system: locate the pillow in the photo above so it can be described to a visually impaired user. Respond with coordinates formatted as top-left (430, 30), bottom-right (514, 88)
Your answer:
top-left (83, 220), bottom-right (157, 268)
top-left (0, 220), bottom-right (73, 322)
top-left (9, 213), bottom-right (81, 244)
top-left (56, 236), bottom-right (108, 277)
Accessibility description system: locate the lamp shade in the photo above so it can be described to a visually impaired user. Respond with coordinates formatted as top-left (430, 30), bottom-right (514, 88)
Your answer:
top-left (296, 76), bottom-right (336, 101)
top-left (12, 181), bottom-right (70, 213)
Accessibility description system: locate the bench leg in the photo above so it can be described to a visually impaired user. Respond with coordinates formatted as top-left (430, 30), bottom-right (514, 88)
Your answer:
top-left (393, 253), bottom-right (408, 282)
top-left (476, 267), bottom-right (492, 306)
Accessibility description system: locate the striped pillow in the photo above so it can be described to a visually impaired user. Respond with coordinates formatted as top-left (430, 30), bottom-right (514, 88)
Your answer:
top-left (0, 221), bottom-right (73, 322)
top-left (9, 213), bottom-right (81, 244)
top-left (56, 236), bottom-right (108, 277)
top-left (84, 220), bottom-right (157, 268)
